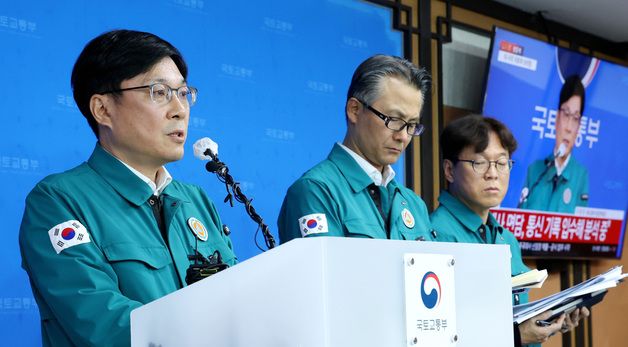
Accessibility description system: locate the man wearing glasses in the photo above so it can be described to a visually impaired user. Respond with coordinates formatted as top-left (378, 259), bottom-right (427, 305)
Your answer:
top-left (278, 55), bottom-right (437, 243)
top-left (19, 30), bottom-right (236, 346)
top-left (519, 76), bottom-right (589, 213)
top-left (431, 115), bottom-right (588, 346)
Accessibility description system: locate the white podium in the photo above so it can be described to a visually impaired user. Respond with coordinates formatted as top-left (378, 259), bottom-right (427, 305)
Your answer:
top-left (131, 237), bottom-right (514, 347)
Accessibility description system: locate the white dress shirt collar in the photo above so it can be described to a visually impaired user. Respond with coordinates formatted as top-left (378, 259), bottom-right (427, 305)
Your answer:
top-left (337, 142), bottom-right (396, 187)
top-left (555, 154), bottom-right (571, 177)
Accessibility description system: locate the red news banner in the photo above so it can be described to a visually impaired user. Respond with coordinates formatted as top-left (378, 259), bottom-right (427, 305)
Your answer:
top-left (490, 207), bottom-right (625, 257)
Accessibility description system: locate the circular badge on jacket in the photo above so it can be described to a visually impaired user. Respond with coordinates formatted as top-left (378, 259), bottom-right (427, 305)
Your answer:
top-left (187, 217), bottom-right (208, 241)
top-left (563, 188), bottom-right (572, 205)
top-left (401, 208), bottom-right (415, 228)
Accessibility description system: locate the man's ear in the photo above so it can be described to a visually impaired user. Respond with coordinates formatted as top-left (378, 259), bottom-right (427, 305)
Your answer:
top-left (90, 94), bottom-right (113, 129)
top-left (443, 159), bottom-right (456, 184)
top-left (346, 97), bottom-right (361, 125)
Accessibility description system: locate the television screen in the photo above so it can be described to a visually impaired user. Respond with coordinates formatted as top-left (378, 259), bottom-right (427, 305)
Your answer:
top-left (483, 27), bottom-right (628, 259)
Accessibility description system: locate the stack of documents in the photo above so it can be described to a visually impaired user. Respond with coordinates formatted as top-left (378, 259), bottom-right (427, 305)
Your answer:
top-left (512, 269), bottom-right (548, 290)
top-left (513, 266), bottom-right (627, 324)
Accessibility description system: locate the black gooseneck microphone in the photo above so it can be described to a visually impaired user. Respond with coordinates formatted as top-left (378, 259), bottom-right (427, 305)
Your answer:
top-left (194, 138), bottom-right (276, 250)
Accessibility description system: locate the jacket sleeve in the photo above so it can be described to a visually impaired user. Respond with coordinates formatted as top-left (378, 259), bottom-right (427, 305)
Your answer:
top-left (277, 178), bottom-right (344, 243)
top-left (19, 181), bottom-right (142, 347)
top-left (513, 322), bottom-right (522, 347)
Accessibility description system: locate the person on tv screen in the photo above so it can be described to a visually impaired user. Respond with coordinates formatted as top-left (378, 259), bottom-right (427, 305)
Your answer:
top-left (19, 29), bottom-right (237, 346)
top-left (431, 114), bottom-right (589, 346)
top-left (519, 75), bottom-right (589, 213)
top-left (277, 54), bottom-right (440, 244)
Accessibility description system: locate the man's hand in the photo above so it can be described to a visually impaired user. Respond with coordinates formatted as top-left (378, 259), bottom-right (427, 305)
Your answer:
top-left (561, 307), bottom-right (590, 333)
top-left (519, 311), bottom-right (565, 345)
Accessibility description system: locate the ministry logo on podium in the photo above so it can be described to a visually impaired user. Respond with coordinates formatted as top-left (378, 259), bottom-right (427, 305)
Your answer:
top-left (420, 271), bottom-right (442, 309)
top-left (404, 254), bottom-right (457, 346)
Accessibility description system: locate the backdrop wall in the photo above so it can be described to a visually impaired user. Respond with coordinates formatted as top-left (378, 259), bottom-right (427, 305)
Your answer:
top-left (0, 1), bottom-right (404, 344)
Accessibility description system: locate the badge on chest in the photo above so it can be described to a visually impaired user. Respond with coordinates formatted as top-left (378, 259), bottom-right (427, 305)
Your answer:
top-left (187, 217), bottom-right (208, 241)
top-left (401, 208), bottom-right (415, 228)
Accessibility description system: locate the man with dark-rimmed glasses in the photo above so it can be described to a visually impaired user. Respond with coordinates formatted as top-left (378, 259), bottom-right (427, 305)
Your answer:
top-left (19, 30), bottom-right (236, 346)
top-left (278, 54), bottom-right (439, 243)
top-left (431, 114), bottom-right (588, 347)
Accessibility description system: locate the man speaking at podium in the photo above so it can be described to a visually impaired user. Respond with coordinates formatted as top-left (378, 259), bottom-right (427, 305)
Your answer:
top-left (520, 76), bottom-right (589, 213)
top-left (278, 55), bottom-right (437, 243)
top-left (19, 30), bottom-right (236, 346)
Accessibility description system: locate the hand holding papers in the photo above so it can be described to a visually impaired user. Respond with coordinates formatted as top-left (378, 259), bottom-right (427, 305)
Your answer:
top-left (513, 266), bottom-right (627, 324)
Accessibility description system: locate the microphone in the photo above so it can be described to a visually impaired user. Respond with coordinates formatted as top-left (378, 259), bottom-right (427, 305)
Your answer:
top-left (193, 138), bottom-right (228, 176)
top-left (193, 137), bottom-right (276, 250)
top-left (544, 143), bottom-right (567, 167)
top-left (193, 137), bottom-right (219, 161)
top-left (518, 187), bottom-right (529, 207)
top-left (518, 143), bottom-right (567, 208)
top-left (185, 247), bottom-right (229, 285)
top-left (556, 143), bottom-right (567, 158)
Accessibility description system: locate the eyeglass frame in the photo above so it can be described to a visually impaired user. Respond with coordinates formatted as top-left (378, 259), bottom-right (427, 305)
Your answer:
top-left (355, 98), bottom-right (425, 136)
top-left (453, 158), bottom-right (515, 174)
top-left (99, 82), bottom-right (198, 106)
top-left (558, 107), bottom-right (582, 124)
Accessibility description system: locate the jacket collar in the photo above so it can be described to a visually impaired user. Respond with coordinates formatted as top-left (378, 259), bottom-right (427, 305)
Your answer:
top-left (328, 143), bottom-right (402, 193)
top-left (87, 144), bottom-right (186, 205)
top-left (546, 153), bottom-right (576, 182)
top-left (438, 190), bottom-right (503, 235)
top-left (336, 142), bottom-right (396, 186)
top-left (328, 143), bottom-right (376, 193)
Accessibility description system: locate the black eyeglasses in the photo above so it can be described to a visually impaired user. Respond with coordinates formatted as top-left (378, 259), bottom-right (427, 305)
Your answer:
top-left (356, 99), bottom-right (424, 136)
top-left (454, 158), bottom-right (515, 174)
top-left (100, 82), bottom-right (198, 106)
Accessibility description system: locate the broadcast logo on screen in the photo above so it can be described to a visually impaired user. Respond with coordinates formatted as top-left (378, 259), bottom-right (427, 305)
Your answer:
top-left (499, 40), bottom-right (523, 55)
top-left (497, 39), bottom-right (537, 71)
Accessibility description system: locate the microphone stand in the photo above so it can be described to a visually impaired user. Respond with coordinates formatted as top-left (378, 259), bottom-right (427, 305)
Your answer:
top-left (517, 156), bottom-right (554, 208)
top-left (204, 150), bottom-right (276, 250)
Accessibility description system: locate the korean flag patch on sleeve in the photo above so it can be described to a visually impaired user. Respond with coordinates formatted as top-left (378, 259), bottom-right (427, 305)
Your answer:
top-left (298, 213), bottom-right (329, 237)
top-left (48, 220), bottom-right (91, 254)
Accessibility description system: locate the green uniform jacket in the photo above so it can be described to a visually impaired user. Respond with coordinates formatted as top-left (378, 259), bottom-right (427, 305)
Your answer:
top-left (521, 154), bottom-right (589, 213)
top-left (278, 144), bottom-right (436, 243)
top-left (430, 191), bottom-right (529, 293)
top-left (431, 191), bottom-right (538, 347)
top-left (19, 144), bottom-right (237, 347)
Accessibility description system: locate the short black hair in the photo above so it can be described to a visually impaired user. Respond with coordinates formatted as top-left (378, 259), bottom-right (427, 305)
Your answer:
top-left (346, 54), bottom-right (431, 105)
top-left (441, 114), bottom-right (517, 161)
top-left (71, 29), bottom-right (187, 138)
top-left (559, 75), bottom-right (585, 113)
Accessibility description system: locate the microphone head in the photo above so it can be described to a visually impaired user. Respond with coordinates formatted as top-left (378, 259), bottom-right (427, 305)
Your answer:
top-left (556, 143), bottom-right (567, 158)
top-left (193, 137), bottom-right (219, 161)
top-left (520, 187), bottom-right (529, 202)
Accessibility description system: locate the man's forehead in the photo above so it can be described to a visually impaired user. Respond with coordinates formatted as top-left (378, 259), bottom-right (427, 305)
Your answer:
top-left (467, 145), bottom-right (508, 158)
top-left (128, 59), bottom-right (185, 85)
top-left (377, 75), bottom-right (420, 94)
top-left (144, 76), bottom-right (186, 84)
top-left (374, 79), bottom-right (422, 115)
top-left (463, 134), bottom-right (509, 157)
